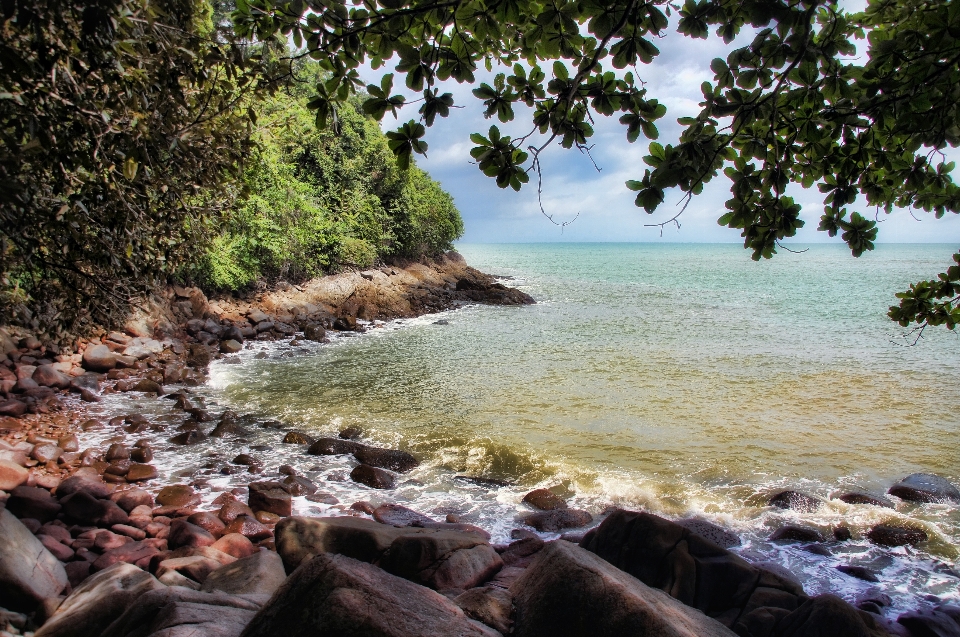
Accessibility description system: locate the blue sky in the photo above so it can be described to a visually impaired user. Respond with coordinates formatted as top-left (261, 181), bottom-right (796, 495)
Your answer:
top-left (361, 3), bottom-right (960, 245)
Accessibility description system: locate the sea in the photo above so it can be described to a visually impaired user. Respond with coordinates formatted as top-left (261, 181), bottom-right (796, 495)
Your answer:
top-left (81, 242), bottom-right (960, 615)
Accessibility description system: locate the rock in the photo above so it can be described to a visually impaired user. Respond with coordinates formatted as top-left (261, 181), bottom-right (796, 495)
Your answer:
top-left (774, 594), bottom-right (896, 637)
top-left (354, 446), bottom-right (419, 473)
top-left (770, 525), bottom-right (825, 543)
top-left (281, 475), bottom-right (317, 496)
top-left (898, 607), bottom-right (960, 637)
top-left (64, 561), bottom-right (92, 588)
top-left (219, 500), bottom-right (256, 524)
top-left (130, 379), bottom-right (163, 394)
top-left (580, 509), bottom-right (806, 630)
top-left (0, 509), bottom-right (68, 612)
top-left (282, 431), bottom-right (314, 444)
top-left (105, 444), bottom-right (130, 461)
top-left (306, 493), bottom-right (340, 505)
top-left (275, 516), bottom-right (499, 590)
top-left (188, 512), bottom-right (226, 537)
top-left (338, 426), bottom-right (362, 440)
top-left (500, 536), bottom-right (545, 567)
top-left (32, 442), bottom-right (63, 463)
top-left (889, 473), bottom-right (960, 503)
top-left (6, 485), bottom-right (62, 522)
top-left (247, 310), bottom-right (270, 324)
top-left (112, 524), bottom-right (146, 541)
top-left (223, 516), bottom-right (273, 541)
top-left (837, 565), bottom-right (880, 583)
top-left (157, 484), bottom-right (200, 508)
top-left (221, 325), bottom-right (244, 342)
top-left (32, 365), bottom-right (72, 389)
top-left (201, 551), bottom-right (286, 597)
top-left (170, 430), bottom-right (206, 445)
top-left (307, 437), bottom-right (364, 455)
top-left (455, 586), bottom-right (514, 634)
top-left (169, 519), bottom-right (217, 549)
top-left (91, 540), bottom-right (163, 572)
top-left (211, 534), bottom-right (257, 559)
top-left (677, 518), bottom-right (741, 549)
top-left (350, 463), bottom-right (395, 489)
top-left (834, 526), bottom-right (853, 541)
top-left (156, 555), bottom-right (222, 583)
top-left (240, 552), bottom-right (499, 637)
top-left (303, 324), bottom-right (326, 341)
top-left (867, 524), bottom-right (928, 547)
top-left (220, 339), bottom-right (242, 354)
top-left (522, 488), bottom-right (568, 511)
top-left (373, 503), bottom-right (436, 527)
top-left (768, 490), bottom-right (823, 512)
top-left (99, 587), bottom-right (259, 637)
top-left (522, 509), bottom-right (592, 532)
top-left (158, 569), bottom-right (201, 590)
top-left (0, 459), bottom-right (28, 490)
top-left (511, 540), bottom-right (737, 637)
top-left (124, 463), bottom-right (157, 482)
top-left (81, 345), bottom-right (117, 372)
top-left (60, 491), bottom-right (129, 527)
top-left (838, 492), bottom-right (895, 508)
top-left (56, 474), bottom-right (114, 499)
top-left (248, 481), bottom-right (292, 517)
top-left (0, 399), bottom-right (27, 417)
top-left (33, 563), bottom-right (163, 637)
top-left (130, 446), bottom-right (153, 463)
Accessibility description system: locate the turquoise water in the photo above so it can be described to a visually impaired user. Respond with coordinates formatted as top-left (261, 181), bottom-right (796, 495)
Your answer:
top-left (86, 242), bottom-right (960, 612)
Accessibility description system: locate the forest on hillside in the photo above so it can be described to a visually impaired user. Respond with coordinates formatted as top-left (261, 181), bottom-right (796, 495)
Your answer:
top-left (0, 0), bottom-right (462, 339)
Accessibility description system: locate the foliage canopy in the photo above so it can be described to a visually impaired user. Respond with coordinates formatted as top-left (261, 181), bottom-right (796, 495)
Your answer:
top-left (235, 0), bottom-right (960, 333)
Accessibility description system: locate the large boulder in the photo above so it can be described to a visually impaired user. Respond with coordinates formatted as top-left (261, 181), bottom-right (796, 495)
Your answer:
top-left (351, 464), bottom-right (395, 489)
top-left (101, 587), bottom-right (260, 637)
top-left (772, 594), bottom-right (897, 637)
top-left (60, 491), bottom-right (129, 527)
top-left (201, 551), bottom-right (287, 597)
top-left (0, 509), bottom-right (68, 612)
top-left (239, 552), bottom-right (500, 637)
top-left (34, 563), bottom-right (164, 637)
top-left (32, 364), bottom-right (72, 389)
top-left (275, 516), bottom-right (501, 590)
top-left (248, 481), bottom-right (292, 517)
top-left (6, 485), bottom-right (62, 522)
top-left (455, 586), bottom-right (515, 634)
top-left (82, 344), bottom-right (118, 372)
top-left (511, 540), bottom-right (737, 637)
top-left (580, 509), bottom-right (806, 629)
top-left (0, 458), bottom-right (28, 491)
top-left (308, 438), bottom-right (365, 456)
top-left (888, 473), bottom-right (960, 503)
top-left (353, 446), bottom-right (419, 473)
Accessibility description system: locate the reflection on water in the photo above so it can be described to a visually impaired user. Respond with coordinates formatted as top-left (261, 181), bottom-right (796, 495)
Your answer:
top-left (84, 243), bottom-right (959, 615)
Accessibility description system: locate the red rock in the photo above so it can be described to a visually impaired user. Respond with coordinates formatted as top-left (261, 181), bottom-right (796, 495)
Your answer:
top-left (350, 464), bottom-right (395, 489)
top-left (156, 484), bottom-right (199, 508)
top-left (125, 464), bottom-right (158, 482)
top-left (81, 344), bottom-right (117, 372)
top-left (168, 519), bottom-right (216, 549)
top-left (55, 474), bottom-right (114, 499)
top-left (32, 364), bottom-right (72, 389)
top-left (522, 488), bottom-right (568, 511)
top-left (58, 434), bottom-right (79, 452)
top-left (110, 488), bottom-right (154, 512)
top-left (6, 485), bottom-right (61, 522)
top-left (39, 534), bottom-right (75, 561)
top-left (105, 459), bottom-right (132, 476)
top-left (60, 491), bottom-right (130, 527)
top-left (156, 555), bottom-right (221, 583)
top-left (112, 523), bottom-right (147, 540)
top-left (223, 515), bottom-right (273, 541)
top-left (145, 522), bottom-right (169, 538)
top-left (31, 443), bottom-right (62, 463)
top-left (91, 540), bottom-right (162, 572)
top-left (249, 481), bottom-right (292, 517)
top-left (95, 530), bottom-right (133, 551)
top-left (38, 523), bottom-right (72, 544)
top-left (0, 459), bottom-right (28, 490)
top-left (218, 500), bottom-right (254, 524)
top-left (211, 533), bottom-right (256, 559)
top-left (64, 561), bottom-right (92, 588)
top-left (187, 512), bottom-right (226, 538)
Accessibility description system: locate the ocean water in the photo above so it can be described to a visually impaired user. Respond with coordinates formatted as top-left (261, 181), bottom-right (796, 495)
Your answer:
top-left (82, 243), bottom-right (960, 615)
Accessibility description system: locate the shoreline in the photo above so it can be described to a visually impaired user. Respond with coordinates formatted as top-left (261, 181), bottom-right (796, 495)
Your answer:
top-left (0, 253), bottom-right (958, 636)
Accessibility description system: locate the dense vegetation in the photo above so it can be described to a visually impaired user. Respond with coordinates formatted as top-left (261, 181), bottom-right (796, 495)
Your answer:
top-left (0, 0), bottom-right (461, 338)
top-left (237, 0), bottom-right (960, 334)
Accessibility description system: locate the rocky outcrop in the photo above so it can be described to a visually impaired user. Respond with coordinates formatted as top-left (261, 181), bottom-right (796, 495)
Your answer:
top-left (100, 587), bottom-right (261, 637)
top-left (239, 552), bottom-right (500, 637)
top-left (888, 473), bottom-right (960, 503)
top-left (512, 540), bottom-right (737, 637)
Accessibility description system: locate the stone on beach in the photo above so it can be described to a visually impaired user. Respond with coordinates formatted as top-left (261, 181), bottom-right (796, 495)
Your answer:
top-left (522, 509), bottom-right (593, 532)
top-left (82, 344), bottom-right (118, 372)
top-left (248, 481), bottom-right (293, 517)
top-left (281, 431), bottom-right (314, 444)
top-left (0, 458), bottom-right (29, 490)
top-left (769, 525), bottom-right (825, 543)
top-left (307, 437), bottom-right (364, 455)
top-left (0, 509), bottom-right (68, 613)
top-left (837, 492), bottom-right (895, 508)
top-left (99, 587), bottom-right (260, 637)
top-left (521, 488), bottom-right (568, 511)
top-left (768, 490), bottom-right (823, 512)
top-left (156, 484), bottom-right (200, 507)
top-left (866, 524), bottom-right (928, 547)
top-left (201, 551), bottom-right (287, 597)
top-left (350, 463), bottom-right (395, 489)
top-left (353, 445), bottom-right (420, 473)
top-left (888, 473), bottom-right (960, 504)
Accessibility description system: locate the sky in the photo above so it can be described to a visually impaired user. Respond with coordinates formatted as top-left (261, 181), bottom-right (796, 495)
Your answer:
top-left (358, 2), bottom-right (960, 245)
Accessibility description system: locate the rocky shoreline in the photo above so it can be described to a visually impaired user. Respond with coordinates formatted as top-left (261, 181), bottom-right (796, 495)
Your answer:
top-left (0, 253), bottom-right (959, 637)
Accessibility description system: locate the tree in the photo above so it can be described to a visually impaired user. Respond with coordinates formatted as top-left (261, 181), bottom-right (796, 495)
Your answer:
top-left (233, 0), bottom-right (960, 333)
top-left (0, 0), bottom-right (271, 336)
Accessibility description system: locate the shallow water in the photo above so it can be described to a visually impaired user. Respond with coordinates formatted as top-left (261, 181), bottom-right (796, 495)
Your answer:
top-left (82, 243), bottom-right (959, 615)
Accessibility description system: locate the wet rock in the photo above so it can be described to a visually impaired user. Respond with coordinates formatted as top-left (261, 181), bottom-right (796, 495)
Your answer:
top-left (211, 533), bottom-right (257, 559)
top-left (33, 563), bottom-right (164, 637)
top-left (354, 446), bottom-right (419, 473)
top-left (157, 484), bottom-right (200, 508)
top-left (201, 550), bottom-right (286, 597)
top-left (223, 515), bottom-right (273, 541)
top-left (836, 565), bottom-right (880, 583)
top-left (56, 474), bottom-right (114, 499)
top-left (307, 437), bottom-right (364, 455)
top-left (170, 430), bottom-right (205, 445)
top-left (0, 398), bottom-right (27, 417)
top-left (677, 518), bottom-right (741, 549)
top-left (306, 492), bottom-right (339, 505)
top-left (374, 503), bottom-right (435, 527)
top-left (61, 491), bottom-right (129, 527)
top-left (210, 419), bottom-right (247, 437)
top-left (33, 364), bottom-right (72, 389)
top-left (249, 481), bottom-right (292, 517)
top-left (125, 463), bottom-right (157, 482)
top-left (169, 519), bottom-right (217, 549)
top-left (221, 325), bottom-right (244, 342)
top-left (455, 476), bottom-right (513, 488)
top-left (241, 552), bottom-right (498, 637)
top-left (523, 509), bottom-right (592, 532)
top-left (7, 485), bottom-right (62, 522)
top-left (220, 339), bottom-right (242, 354)
top-left (774, 594), bottom-right (896, 637)
top-left (522, 488), bottom-right (568, 511)
top-left (867, 524), bottom-right (928, 547)
top-left (130, 445), bottom-right (153, 463)
top-left (338, 426), bottom-right (362, 440)
top-left (303, 324), bottom-right (326, 341)
top-left (0, 459), bottom-right (29, 490)
top-left (350, 463), bottom-right (395, 489)
top-left (282, 431), bottom-right (314, 444)
top-left (219, 500), bottom-right (255, 524)
top-left (0, 509), bottom-right (68, 613)
top-left (500, 536), bottom-right (545, 567)
top-left (889, 473), bottom-right (960, 504)
top-left (281, 475), bottom-right (317, 496)
top-left (837, 492), bottom-right (895, 508)
top-left (130, 378), bottom-right (163, 394)
top-left (834, 526), bottom-right (853, 541)
top-left (768, 490), bottom-right (823, 512)
top-left (511, 540), bottom-right (736, 637)
top-left (31, 442), bottom-right (61, 463)
top-left (580, 509), bottom-right (806, 630)
top-left (91, 539), bottom-right (163, 572)
top-left (98, 586), bottom-right (259, 637)
top-left (156, 555), bottom-right (222, 583)
top-left (81, 344), bottom-right (117, 372)
top-left (898, 606), bottom-right (960, 637)
top-left (455, 586), bottom-right (514, 634)
top-left (188, 512), bottom-right (226, 537)
top-left (770, 525), bottom-right (825, 543)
